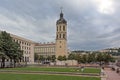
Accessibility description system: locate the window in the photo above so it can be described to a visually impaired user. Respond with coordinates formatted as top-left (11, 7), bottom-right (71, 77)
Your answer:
top-left (63, 34), bottom-right (65, 39)
top-left (63, 26), bottom-right (65, 31)
top-left (57, 34), bottom-right (58, 39)
top-left (57, 26), bottom-right (58, 31)
top-left (59, 34), bottom-right (61, 38)
top-left (60, 46), bottom-right (61, 48)
top-left (60, 26), bottom-right (61, 31)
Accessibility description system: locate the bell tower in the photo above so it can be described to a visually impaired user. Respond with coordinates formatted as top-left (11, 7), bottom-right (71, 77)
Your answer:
top-left (56, 9), bottom-right (67, 58)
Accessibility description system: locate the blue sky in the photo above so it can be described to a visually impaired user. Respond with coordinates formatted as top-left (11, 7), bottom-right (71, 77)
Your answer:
top-left (0, 0), bottom-right (120, 51)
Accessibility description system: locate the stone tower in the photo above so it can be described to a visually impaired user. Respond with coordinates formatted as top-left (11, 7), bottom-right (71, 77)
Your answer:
top-left (56, 10), bottom-right (67, 58)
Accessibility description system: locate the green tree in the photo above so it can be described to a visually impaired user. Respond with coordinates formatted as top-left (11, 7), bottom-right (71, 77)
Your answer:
top-left (57, 55), bottom-right (63, 61)
top-left (87, 53), bottom-right (96, 63)
top-left (34, 53), bottom-right (39, 62)
top-left (96, 52), bottom-right (104, 66)
top-left (0, 31), bottom-right (23, 68)
top-left (103, 53), bottom-right (114, 64)
top-left (96, 52), bottom-right (114, 66)
top-left (51, 55), bottom-right (56, 62)
top-left (39, 55), bottom-right (45, 62)
top-left (74, 54), bottom-right (82, 63)
top-left (81, 54), bottom-right (87, 63)
top-left (46, 56), bottom-right (51, 61)
top-left (11, 42), bottom-right (23, 67)
top-left (57, 55), bottom-right (67, 61)
top-left (68, 54), bottom-right (75, 60)
top-left (0, 52), bottom-right (8, 68)
top-left (62, 55), bottom-right (67, 61)
top-left (0, 31), bottom-right (13, 68)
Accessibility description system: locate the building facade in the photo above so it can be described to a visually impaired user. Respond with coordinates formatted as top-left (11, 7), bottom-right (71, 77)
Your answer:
top-left (0, 10), bottom-right (68, 64)
top-left (10, 34), bottom-right (35, 64)
top-left (34, 42), bottom-right (55, 57)
top-left (99, 48), bottom-right (119, 53)
top-left (34, 10), bottom-right (68, 58)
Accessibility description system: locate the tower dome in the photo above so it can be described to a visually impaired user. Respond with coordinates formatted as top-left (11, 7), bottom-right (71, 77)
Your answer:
top-left (56, 11), bottom-right (67, 25)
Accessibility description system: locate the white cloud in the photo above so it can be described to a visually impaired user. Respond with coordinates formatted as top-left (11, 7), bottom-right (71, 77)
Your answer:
top-left (0, 0), bottom-right (120, 50)
top-left (0, 7), bottom-right (57, 43)
top-left (92, 0), bottom-right (115, 14)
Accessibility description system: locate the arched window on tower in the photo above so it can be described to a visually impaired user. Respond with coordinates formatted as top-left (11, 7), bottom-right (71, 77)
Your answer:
top-left (57, 26), bottom-right (58, 31)
top-left (57, 34), bottom-right (58, 39)
top-left (60, 26), bottom-right (61, 31)
top-left (63, 34), bottom-right (65, 39)
top-left (63, 26), bottom-right (65, 31)
top-left (59, 34), bottom-right (61, 38)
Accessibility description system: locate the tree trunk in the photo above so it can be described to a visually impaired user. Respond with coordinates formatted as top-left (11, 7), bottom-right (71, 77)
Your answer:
top-left (1, 57), bottom-right (5, 68)
top-left (10, 59), bottom-right (12, 68)
top-left (13, 59), bottom-right (16, 68)
top-left (1, 60), bottom-right (2, 68)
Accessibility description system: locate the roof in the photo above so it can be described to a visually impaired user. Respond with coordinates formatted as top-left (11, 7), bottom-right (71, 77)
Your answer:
top-left (56, 12), bottom-right (67, 25)
top-left (35, 42), bottom-right (55, 46)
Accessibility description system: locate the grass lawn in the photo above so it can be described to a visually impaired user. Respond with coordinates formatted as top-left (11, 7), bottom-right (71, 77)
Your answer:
top-left (0, 73), bottom-right (100, 80)
top-left (0, 67), bottom-right (100, 73)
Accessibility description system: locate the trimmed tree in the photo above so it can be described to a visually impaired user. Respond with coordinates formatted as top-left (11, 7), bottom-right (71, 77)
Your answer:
top-left (51, 55), bottom-right (56, 62)
top-left (0, 31), bottom-right (23, 68)
top-left (57, 55), bottom-right (63, 61)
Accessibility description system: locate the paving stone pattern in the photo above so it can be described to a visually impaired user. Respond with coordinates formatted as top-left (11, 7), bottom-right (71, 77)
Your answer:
top-left (102, 68), bottom-right (120, 80)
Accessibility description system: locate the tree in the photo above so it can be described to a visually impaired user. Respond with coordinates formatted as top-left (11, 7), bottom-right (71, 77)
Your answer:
top-left (18, 50), bottom-right (23, 62)
top-left (0, 31), bottom-right (23, 68)
top-left (0, 31), bottom-right (12, 68)
top-left (51, 55), bottom-right (56, 62)
top-left (103, 53), bottom-right (114, 64)
top-left (34, 53), bottom-right (39, 62)
top-left (39, 55), bottom-right (45, 63)
top-left (68, 54), bottom-right (75, 60)
top-left (87, 53), bottom-right (96, 63)
top-left (0, 52), bottom-right (8, 68)
top-left (11, 42), bottom-right (22, 67)
top-left (46, 56), bottom-right (52, 61)
top-left (62, 55), bottom-right (67, 61)
top-left (74, 54), bottom-right (82, 64)
top-left (96, 52), bottom-right (114, 66)
top-left (57, 55), bottom-right (67, 61)
top-left (57, 55), bottom-right (63, 61)
top-left (81, 54), bottom-right (87, 63)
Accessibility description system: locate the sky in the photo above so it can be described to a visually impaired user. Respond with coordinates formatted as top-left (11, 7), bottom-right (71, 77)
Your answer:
top-left (0, 0), bottom-right (120, 51)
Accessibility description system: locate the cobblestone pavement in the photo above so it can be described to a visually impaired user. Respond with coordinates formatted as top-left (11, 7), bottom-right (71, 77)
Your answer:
top-left (101, 68), bottom-right (120, 80)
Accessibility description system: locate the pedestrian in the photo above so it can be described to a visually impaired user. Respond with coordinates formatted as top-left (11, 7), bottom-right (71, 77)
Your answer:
top-left (81, 66), bottom-right (84, 72)
top-left (101, 68), bottom-right (104, 76)
top-left (102, 67), bottom-right (104, 70)
top-left (116, 68), bottom-right (119, 73)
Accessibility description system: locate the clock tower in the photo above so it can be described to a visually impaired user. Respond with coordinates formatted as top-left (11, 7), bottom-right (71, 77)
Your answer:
top-left (56, 10), bottom-right (67, 58)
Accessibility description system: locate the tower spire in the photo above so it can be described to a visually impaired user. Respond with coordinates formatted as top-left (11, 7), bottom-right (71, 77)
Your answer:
top-left (60, 7), bottom-right (63, 18)
top-left (60, 7), bottom-right (63, 13)
top-left (56, 7), bottom-right (67, 24)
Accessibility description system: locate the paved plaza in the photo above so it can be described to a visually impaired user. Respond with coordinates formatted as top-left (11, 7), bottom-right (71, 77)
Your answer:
top-left (101, 68), bottom-right (120, 80)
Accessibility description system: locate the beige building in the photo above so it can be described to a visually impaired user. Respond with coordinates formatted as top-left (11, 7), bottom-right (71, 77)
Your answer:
top-left (99, 48), bottom-right (119, 53)
top-left (0, 10), bottom-right (68, 64)
top-left (10, 34), bottom-right (35, 64)
top-left (34, 42), bottom-right (55, 57)
top-left (55, 11), bottom-right (68, 58)
top-left (34, 10), bottom-right (68, 58)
